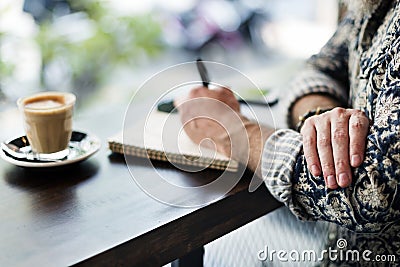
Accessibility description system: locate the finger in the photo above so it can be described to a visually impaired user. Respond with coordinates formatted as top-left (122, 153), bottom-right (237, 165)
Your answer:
top-left (218, 87), bottom-right (235, 99)
top-left (300, 119), bottom-right (321, 177)
top-left (349, 111), bottom-right (369, 167)
top-left (214, 87), bottom-right (240, 112)
top-left (189, 86), bottom-right (209, 98)
top-left (330, 109), bottom-right (352, 188)
top-left (315, 117), bottom-right (337, 189)
top-left (219, 86), bottom-right (233, 94)
top-left (176, 97), bottom-right (204, 125)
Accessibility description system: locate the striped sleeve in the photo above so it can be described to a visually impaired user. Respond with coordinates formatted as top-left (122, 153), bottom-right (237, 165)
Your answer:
top-left (261, 14), bottom-right (354, 215)
top-left (262, 129), bottom-right (303, 214)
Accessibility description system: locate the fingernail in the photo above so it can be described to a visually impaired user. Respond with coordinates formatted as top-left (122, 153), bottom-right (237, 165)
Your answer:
top-left (327, 175), bottom-right (336, 187)
top-left (311, 165), bottom-right (320, 176)
top-left (338, 173), bottom-right (349, 187)
top-left (351, 154), bottom-right (361, 166)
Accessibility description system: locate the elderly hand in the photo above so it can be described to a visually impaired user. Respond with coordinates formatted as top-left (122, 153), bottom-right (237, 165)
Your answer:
top-left (300, 108), bottom-right (370, 189)
top-left (175, 86), bottom-right (244, 157)
top-left (176, 86), bottom-right (274, 174)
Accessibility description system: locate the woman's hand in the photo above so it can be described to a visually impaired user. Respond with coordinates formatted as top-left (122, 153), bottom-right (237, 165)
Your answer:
top-left (300, 108), bottom-right (370, 189)
top-left (176, 86), bottom-right (274, 175)
top-left (175, 86), bottom-right (243, 156)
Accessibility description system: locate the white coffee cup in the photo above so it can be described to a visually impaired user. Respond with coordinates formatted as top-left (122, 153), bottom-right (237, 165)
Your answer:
top-left (17, 91), bottom-right (76, 159)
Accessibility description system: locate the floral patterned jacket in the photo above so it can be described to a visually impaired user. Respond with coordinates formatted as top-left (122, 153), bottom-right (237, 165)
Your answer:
top-left (262, 0), bottom-right (400, 234)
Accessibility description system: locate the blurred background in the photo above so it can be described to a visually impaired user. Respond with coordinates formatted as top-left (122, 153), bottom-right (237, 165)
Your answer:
top-left (0, 0), bottom-right (340, 113)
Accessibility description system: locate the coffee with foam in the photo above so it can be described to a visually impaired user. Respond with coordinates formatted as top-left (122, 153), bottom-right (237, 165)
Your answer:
top-left (18, 92), bottom-right (76, 155)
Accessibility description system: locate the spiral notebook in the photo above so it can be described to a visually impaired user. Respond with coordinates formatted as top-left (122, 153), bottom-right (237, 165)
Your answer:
top-left (108, 110), bottom-right (238, 172)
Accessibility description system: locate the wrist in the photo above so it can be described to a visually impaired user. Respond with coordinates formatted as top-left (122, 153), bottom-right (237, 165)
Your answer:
top-left (218, 116), bottom-right (274, 175)
top-left (290, 94), bottom-right (342, 128)
top-left (296, 107), bottom-right (332, 132)
top-left (243, 123), bottom-right (275, 176)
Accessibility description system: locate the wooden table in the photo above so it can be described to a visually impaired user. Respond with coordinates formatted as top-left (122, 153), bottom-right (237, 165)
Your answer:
top-left (0, 103), bottom-right (282, 266)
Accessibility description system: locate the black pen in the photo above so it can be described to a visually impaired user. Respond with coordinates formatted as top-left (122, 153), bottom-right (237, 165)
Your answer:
top-left (158, 58), bottom-right (211, 113)
top-left (196, 58), bottom-right (210, 88)
top-left (196, 58), bottom-right (279, 106)
top-left (157, 59), bottom-right (278, 113)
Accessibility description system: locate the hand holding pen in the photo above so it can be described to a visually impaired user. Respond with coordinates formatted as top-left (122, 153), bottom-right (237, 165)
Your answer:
top-left (164, 59), bottom-right (277, 192)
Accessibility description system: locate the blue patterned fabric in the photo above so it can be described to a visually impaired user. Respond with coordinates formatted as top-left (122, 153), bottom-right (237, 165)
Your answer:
top-left (263, 0), bottom-right (400, 236)
top-left (204, 2), bottom-right (400, 265)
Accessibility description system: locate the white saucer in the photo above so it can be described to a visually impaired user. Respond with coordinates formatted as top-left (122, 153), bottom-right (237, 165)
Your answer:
top-left (0, 131), bottom-right (101, 168)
